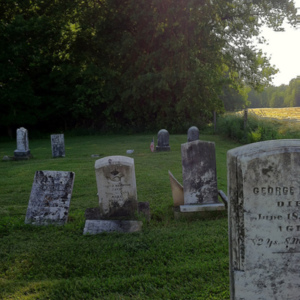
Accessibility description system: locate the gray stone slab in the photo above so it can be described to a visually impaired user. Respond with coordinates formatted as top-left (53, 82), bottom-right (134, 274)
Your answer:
top-left (181, 140), bottom-right (219, 205)
top-left (95, 156), bottom-right (138, 219)
top-left (83, 220), bottom-right (142, 234)
top-left (25, 170), bottom-right (75, 225)
top-left (227, 139), bottom-right (300, 299)
top-left (51, 134), bottom-right (65, 158)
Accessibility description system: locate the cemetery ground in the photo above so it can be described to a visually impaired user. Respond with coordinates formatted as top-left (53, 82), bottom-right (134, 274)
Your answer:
top-left (0, 134), bottom-right (240, 300)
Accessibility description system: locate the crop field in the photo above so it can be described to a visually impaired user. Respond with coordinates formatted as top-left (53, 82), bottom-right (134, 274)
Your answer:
top-left (242, 107), bottom-right (300, 122)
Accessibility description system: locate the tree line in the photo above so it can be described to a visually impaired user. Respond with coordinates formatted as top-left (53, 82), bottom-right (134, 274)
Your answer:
top-left (1, 0), bottom-right (298, 136)
top-left (248, 77), bottom-right (300, 108)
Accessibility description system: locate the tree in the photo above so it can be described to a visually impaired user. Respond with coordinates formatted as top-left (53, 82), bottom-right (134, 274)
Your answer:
top-left (0, 0), bottom-right (298, 134)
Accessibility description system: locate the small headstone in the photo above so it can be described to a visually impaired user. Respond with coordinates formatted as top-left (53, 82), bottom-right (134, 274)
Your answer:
top-left (95, 156), bottom-right (138, 219)
top-left (187, 126), bottom-right (199, 142)
top-left (14, 127), bottom-right (31, 159)
top-left (228, 140), bottom-right (300, 299)
top-left (51, 134), bottom-right (65, 158)
top-left (156, 129), bottom-right (170, 151)
top-left (25, 171), bottom-right (75, 225)
top-left (84, 155), bottom-right (149, 234)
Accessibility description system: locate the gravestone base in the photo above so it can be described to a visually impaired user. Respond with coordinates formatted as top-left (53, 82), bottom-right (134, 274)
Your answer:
top-left (84, 202), bottom-right (150, 234)
top-left (180, 203), bottom-right (225, 212)
top-left (13, 150), bottom-right (32, 160)
top-left (156, 146), bottom-right (170, 152)
top-left (83, 220), bottom-right (142, 234)
top-left (173, 206), bottom-right (226, 220)
top-left (174, 202), bottom-right (226, 220)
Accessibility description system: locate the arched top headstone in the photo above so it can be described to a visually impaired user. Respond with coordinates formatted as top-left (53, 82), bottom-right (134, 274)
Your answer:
top-left (187, 126), bottom-right (199, 142)
top-left (156, 129), bottom-right (170, 151)
top-left (94, 155), bottom-right (138, 219)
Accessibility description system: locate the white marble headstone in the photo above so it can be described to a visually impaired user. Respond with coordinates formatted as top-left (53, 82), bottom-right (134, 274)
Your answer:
top-left (228, 140), bottom-right (300, 299)
top-left (95, 156), bottom-right (138, 219)
top-left (25, 171), bottom-right (75, 225)
top-left (14, 127), bottom-right (30, 157)
top-left (51, 134), bottom-right (65, 158)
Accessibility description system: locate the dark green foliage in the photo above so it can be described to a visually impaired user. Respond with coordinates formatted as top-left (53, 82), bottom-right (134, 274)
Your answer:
top-left (216, 113), bottom-right (290, 143)
top-left (0, 0), bottom-right (298, 135)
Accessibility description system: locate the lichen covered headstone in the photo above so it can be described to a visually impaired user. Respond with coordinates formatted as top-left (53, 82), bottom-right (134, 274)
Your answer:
top-left (25, 171), bottom-right (75, 225)
top-left (51, 134), bottom-right (65, 158)
top-left (228, 140), bottom-right (300, 299)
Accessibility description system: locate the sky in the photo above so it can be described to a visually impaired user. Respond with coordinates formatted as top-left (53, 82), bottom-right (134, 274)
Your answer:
top-left (256, 0), bottom-right (300, 86)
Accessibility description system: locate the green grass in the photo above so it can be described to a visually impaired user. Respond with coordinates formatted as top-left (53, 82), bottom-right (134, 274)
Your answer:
top-left (0, 134), bottom-right (240, 299)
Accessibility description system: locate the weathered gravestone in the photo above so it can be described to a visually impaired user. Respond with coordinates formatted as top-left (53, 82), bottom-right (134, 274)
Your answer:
top-left (187, 126), bottom-right (199, 142)
top-left (25, 171), bottom-right (75, 225)
top-left (51, 134), bottom-right (65, 158)
top-left (14, 127), bottom-right (31, 159)
top-left (228, 140), bottom-right (300, 299)
top-left (156, 129), bottom-right (170, 151)
top-left (180, 140), bottom-right (225, 213)
top-left (84, 156), bottom-right (149, 234)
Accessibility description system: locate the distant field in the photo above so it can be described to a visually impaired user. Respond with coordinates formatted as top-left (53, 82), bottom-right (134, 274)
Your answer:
top-left (244, 107), bottom-right (300, 122)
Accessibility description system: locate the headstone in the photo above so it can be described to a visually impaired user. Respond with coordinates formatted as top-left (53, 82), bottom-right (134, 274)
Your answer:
top-left (180, 140), bottom-right (224, 213)
top-left (95, 156), bottom-right (138, 219)
top-left (156, 129), bottom-right (170, 151)
top-left (14, 127), bottom-right (31, 159)
top-left (25, 171), bottom-right (75, 225)
top-left (51, 134), bottom-right (65, 158)
top-left (84, 155), bottom-right (149, 234)
top-left (228, 140), bottom-right (300, 299)
top-left (187, 126), bottom-right (199, 142)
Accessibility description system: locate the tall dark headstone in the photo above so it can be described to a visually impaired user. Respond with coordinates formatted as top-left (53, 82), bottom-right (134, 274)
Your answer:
top-left (156, 129), bottom-right (170, 151)
top-left (228, 140), bottom-right (300, 299)
top-left (180, 140), bottom-right (224, 213)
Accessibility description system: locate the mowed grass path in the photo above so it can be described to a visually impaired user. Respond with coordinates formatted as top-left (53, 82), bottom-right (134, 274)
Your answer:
top-left (0, 134), bottom-right (240, 300)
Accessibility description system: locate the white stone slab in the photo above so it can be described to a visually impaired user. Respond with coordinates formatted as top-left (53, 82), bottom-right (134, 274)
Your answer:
top-left (180, 203), bottom-right (225, 212)
top-left (95, 156), bottom-right (138, 219)
top-left (228, 139), bottom-right (300, 299)
top-left (14, 127), bottom-right (31, 157)
top-left (83, 220), bottom-right (142, 234)
top-left (25, 171), bottom-right (75, 225)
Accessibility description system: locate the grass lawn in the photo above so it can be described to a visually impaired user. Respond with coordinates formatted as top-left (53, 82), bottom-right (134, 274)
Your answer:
top-left (0, 133), bottom-right (241, 299)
